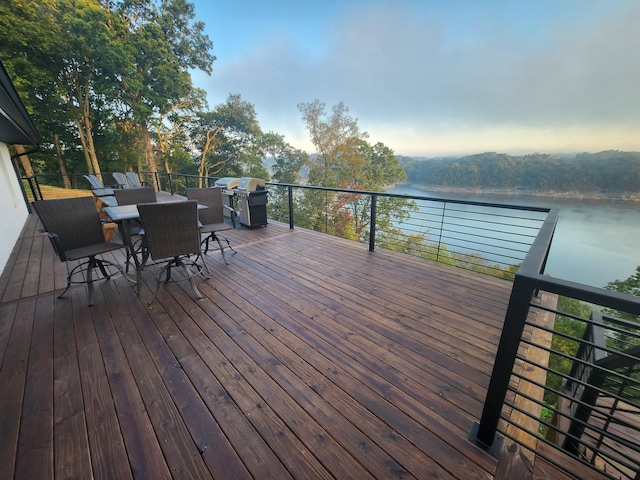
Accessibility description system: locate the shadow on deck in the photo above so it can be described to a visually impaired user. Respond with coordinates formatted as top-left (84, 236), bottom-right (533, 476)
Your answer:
top-left (0, 214), bottom-right (583, 479)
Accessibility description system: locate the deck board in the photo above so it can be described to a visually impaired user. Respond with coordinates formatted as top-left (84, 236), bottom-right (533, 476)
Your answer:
top-left (0, 213), bottom-right (584, 479)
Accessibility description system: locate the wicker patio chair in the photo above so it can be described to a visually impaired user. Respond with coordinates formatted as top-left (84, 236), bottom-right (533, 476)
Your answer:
top-left (136, 200), bottom-right (208, 304)
top-left (114, 186), bottom-right (157, 271)
top-left (114, 186), bottom-right (156, 206)
top-left (32, 196), bottom-right (126, 306)
top-left (186, 187), bottom-right (236, 265)
top-left (125, 171), bottom-right (144, 188)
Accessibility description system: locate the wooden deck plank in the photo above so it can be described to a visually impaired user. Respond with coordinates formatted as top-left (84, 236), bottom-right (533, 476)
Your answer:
top-left (0, 303), bottom-right (17, 369)
top-left (71, 286), bottom-right (133, 480)
top-left (207, 234), bottom-right (497, 479)
top-left (126, 286), bottom-right (254, 479)
top-left (170, 280), bottom-right (418, 479)
top-left (0, 214), bottom-right (593, 479)
top-left (152, 278), bottom-right (371, 480)
top-left (14, 296), bottom-right (54, 480)
top-left (0, 300), bottom-right (35, 480)
top-left (1, 236), bottom-right (31, 303)
top-left (201, 265), bottom-right (485, 479)
top-left (148, 287), bottom-right (295, 480)
top-left (104, 283), bottom-right (215, 479)
top-left (94, 280), bottom-right (173, 480)
top-left (53, 285), bottom-right (93, 480)
top-left (245, 245), bottom-right (499, 390)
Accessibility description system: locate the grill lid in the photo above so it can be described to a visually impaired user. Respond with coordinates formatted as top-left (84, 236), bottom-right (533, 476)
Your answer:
top-left (214, 177), bottom-right (240, 188)
top-left (238, 177), bottom-right (265, 191)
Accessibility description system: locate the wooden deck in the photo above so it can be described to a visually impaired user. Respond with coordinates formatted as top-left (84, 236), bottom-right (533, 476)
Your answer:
top-left (0, 212), bottom-right (584, 479)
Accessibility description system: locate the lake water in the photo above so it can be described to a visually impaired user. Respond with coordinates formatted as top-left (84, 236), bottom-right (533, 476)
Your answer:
top-left (387, 185), bottom-right (640, 288)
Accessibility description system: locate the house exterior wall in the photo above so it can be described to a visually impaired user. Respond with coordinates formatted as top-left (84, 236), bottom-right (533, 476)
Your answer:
top-left (0, 142), bottom-right (29, 274)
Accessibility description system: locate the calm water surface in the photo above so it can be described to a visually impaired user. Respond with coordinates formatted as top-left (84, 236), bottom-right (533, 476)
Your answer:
top-left (387, 185), bottom-right (640, 288)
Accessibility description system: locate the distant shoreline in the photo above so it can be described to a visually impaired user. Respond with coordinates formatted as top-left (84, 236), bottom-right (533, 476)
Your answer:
top-left (401, 183), bottom-right (640, 202)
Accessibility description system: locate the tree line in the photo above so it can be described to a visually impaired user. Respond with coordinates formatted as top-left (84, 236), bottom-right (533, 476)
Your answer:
top-left (401, 151), bottom-right (640, 194)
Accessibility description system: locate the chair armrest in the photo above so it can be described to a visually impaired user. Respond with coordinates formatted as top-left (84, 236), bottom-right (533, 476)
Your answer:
top-left (223, 204), bottom-right (236, 228)
top-left (39, 230), bottom-right (65, 260)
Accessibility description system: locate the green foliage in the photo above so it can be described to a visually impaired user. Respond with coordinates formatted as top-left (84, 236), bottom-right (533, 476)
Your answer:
top-left (403, 151), bottom-right (640, 195)
top-left (3, 0), bottom-right (215, 177)
top-left (545, 297), bottom-right (591, 408)
top-left (604, 266), bottom-right (640, 348)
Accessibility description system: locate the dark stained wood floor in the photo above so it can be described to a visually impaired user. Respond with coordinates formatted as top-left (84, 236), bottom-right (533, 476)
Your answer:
top-left (0, 213), bottom-right (590, 479)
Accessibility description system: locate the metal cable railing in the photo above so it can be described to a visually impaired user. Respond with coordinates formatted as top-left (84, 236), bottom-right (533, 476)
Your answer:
top-left (471, 207), bottom-right (640, 480)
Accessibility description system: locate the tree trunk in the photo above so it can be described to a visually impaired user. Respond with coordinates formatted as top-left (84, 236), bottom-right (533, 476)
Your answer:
top-left (52, 132), bottom-right (72, 189)
top-left (75, 118), bottom-right (94, 173)
top-left (13, 144), bottom-right (34, 177)
top-left (81, 77), bottom-right (102, 180)
top-left (140, 122), bottom-right (159, 190)
top-left (198, 125), bottom-right (222, 188)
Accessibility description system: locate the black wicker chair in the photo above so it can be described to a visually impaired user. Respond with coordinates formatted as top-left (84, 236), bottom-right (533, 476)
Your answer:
top-left (32, 196), bottom-right (126, 306)
top-left (185, 187), bottom-right (236, 265)
top-left (114, 186), bottom-right (156, 206)
top-left (114, 187), bottom-right (157, 271)
top-left (136, 200), bottom-right (208, 304)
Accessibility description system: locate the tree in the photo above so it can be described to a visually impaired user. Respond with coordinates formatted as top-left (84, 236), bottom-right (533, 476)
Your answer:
top-left (298, 99), bottom-right (367, 188)
top-left (192, 94), bottom-right (263, 185)
top-left (262, 132), bottom-right (309, 222)
top-left (297, 100), bottom-right (412, 243)
top-left (57, 0), bottom-right (130, 178)
top-left (264, 132), bottom-right (308, 184)
top-left (115, 0), bottom-right (215, 179)
top-left (1, 0), bottom-right (86, 184)
top-left (153, 89), bottom-right (206, 174)
top-left (604, 266), bottom-right (640, 348)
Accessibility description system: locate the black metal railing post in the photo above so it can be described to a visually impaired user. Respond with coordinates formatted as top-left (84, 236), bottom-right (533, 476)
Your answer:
top-left (369, 193), bottom-right (377, 252)
top-left (288, 185), bottom-right (294, 229)
top-left (167, 173), bottom-right (174, 195)
top-left (26, 175), bottom-right (43, 202)
top-left (472, 273), bottom-right (538, 452)
top-left (436, 202), bottom-right (446, 262)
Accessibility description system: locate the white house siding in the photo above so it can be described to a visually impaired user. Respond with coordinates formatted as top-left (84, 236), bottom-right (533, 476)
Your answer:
top-left (0, 142), bottom-right (29, 274)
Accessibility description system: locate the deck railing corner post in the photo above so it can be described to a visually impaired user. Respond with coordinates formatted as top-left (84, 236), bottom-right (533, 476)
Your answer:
top-left (474, 273), bottom-right (536, 450)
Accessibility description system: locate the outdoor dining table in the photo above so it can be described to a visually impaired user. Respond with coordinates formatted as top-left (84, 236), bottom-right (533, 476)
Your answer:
top-left (103, 202), bottom-right (207, 294)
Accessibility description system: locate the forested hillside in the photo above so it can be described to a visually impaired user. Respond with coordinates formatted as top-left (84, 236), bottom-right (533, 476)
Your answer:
top-left (401, 151), bottom-right (640, 195)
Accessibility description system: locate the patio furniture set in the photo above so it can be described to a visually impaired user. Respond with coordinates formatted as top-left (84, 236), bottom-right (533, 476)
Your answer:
top-left (32, 185), bottom-right (236, 306)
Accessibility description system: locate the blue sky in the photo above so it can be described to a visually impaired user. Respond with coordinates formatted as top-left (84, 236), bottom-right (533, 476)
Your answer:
top-left (190, 0), bottom-right (640, 157)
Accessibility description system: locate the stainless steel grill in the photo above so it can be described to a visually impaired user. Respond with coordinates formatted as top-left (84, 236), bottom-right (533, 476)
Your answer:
top-left (236, 177), bottom-right (267, 228)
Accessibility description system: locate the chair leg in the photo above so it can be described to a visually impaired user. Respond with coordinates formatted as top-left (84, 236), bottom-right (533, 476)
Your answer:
top-left (220, 235), bottom-right (236, 253)
top-left (215, 236), bottom-right (229, 265)
top-left (201, 234), bottom-right (212, 254)
top-left (59, 272), bottom-right (73, 299)
top-left (177, 257), bottom-right (203, 300)
top-left (200, 252), bottom-right (211, 275)
top-left (150, 260), bottom-right (173, 304)
top-left (60, 261), bottom-right (84, 299)
top-left (86, 257), bottom-right (95, 306)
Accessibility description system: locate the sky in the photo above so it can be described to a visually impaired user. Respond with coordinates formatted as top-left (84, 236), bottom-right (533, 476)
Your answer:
top-left (190, 0), bottom-right (640, 157)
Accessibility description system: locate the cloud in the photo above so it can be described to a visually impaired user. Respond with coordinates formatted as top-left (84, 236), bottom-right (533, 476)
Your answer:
top-left (200, 1), bottom-right (640, 155)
